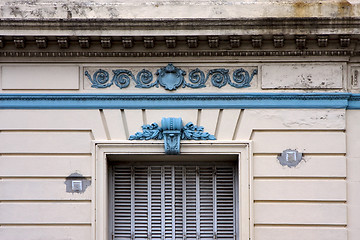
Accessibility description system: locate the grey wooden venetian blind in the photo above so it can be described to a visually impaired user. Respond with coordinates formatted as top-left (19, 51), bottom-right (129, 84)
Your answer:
top-left (112, 163), bottom-right (237, 240)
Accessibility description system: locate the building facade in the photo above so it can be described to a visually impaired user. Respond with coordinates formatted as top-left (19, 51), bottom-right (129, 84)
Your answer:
top-left (0, 1), bottom-right (360, 240)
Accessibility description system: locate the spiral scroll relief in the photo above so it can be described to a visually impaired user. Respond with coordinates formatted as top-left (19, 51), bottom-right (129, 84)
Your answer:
top-left (84, 64), bottom-right (257, 90)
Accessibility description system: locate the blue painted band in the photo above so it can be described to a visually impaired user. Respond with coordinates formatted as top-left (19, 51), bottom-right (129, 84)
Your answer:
top-left (1, 93), bottom-right (360, 109)
top-left (348, 95), bottom-right (360, 109)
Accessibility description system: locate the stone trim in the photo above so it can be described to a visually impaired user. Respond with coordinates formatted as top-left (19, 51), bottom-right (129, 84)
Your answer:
top-left (0, 18), bottom-right (359, 33)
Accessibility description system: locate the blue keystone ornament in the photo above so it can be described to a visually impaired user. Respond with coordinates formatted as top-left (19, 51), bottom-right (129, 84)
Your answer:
top-left (162, 118), bottom-right (183, 155)
top-left (129, 117), bottom-right (216, 155)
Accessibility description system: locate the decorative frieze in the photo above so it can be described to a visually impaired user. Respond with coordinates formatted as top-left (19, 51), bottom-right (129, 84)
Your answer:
top-left (84, 63), bottom-right (258, 91)
top-left (0, 34), bottom-right (355, 54)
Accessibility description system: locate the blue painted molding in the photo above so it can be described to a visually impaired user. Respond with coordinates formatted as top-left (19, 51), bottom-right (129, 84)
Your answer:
top-left (348, 94), bottom-right (360, 109)
top-left (1, 93), bottom-right (360, 109)
top-left (129, 117), bottom-right (216, 155)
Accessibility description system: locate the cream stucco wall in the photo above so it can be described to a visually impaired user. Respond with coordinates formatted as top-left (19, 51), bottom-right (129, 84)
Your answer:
top-left (0, 107), bottom-right (353, 240)
top-left (0, 60), bottom-right (351, 93)
top-left (1, 1), bottom-right (359, 240)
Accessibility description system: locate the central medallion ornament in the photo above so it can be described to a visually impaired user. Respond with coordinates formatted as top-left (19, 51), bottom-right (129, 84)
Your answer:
top-left (156, 63), bottom-right (186, 90)
top-left (129, 117), bottom-right (216, 154)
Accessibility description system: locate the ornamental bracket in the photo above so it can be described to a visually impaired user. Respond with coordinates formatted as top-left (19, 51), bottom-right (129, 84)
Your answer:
top-left (129, 117), bottom-right (216, 155)
top-left (162, 118), bottom-right (182, 155)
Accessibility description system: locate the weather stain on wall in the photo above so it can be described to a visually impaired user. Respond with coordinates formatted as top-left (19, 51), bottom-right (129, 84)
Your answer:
top-left (293, 0), bottom-right (353, 18)
top-left (338, 0), bottom-right (352, 16)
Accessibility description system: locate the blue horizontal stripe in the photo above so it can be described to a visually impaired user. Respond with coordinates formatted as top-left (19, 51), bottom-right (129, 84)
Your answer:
top-left (1, 93), bottom-right (360, 109)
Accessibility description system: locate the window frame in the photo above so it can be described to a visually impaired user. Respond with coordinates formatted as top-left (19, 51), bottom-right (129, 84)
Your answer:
top-left (93, 141), bottom-right (253, 240)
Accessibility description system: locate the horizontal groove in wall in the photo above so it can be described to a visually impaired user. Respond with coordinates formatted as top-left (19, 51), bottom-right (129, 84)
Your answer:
top-left (0, 223), bottom-right (92, 226)
top-left (253, 153), bottom-right (346, 156)
top-left (0, 176), bottom-right (92, 179)
top-left (0, 129), bottom-right (92, 133)
top-left (254, 200), bottom-right (346, 204)
top-left (254, 224), bottom-right (347, 228)
top-left (252, 129), bottom-right (345, 133)
top-left (253, 177), bottom-right (346, 180)
top-left (0, 153), bottom-right (92, 156)
top-left (0, 200), bottom-right (91, 203)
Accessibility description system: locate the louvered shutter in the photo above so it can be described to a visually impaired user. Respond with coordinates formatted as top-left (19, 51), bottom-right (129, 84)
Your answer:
top-left (113, 167), bottom-right (132, 239)
top-left (112, 163), bottom-right (236, 240)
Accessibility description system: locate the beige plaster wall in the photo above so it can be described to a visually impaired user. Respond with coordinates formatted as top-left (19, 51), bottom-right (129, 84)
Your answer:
top-left (346, 111), bottom-right (360, 240)
top-left (0, 0), bottom-right (358, 239)
top-left (0, 60), bottom-right (350, 93)
top-left (0, 108), bottom-right (351, 240)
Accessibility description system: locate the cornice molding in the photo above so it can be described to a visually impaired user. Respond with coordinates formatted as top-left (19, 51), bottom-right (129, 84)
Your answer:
top-left (1, 18), bottom-right (357, 57)
top-left (1, 93), bottom-right (359, 109)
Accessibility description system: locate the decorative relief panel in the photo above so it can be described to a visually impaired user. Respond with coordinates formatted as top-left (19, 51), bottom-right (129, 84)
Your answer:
top-left (84, 63), bottom-right (258, 91)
